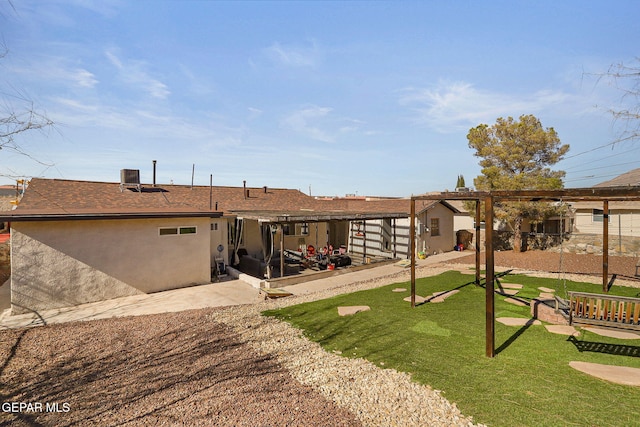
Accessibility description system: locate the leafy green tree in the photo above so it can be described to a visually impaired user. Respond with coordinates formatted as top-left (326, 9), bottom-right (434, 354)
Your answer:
top-left (467, 114), bottom-right (569, 252)
top-left (456, 175), bottom-right (466, 189)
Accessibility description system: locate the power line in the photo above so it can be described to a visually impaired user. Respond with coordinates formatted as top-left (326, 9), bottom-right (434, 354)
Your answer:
top-left (565, 160), bottom-right (639, 175)
top-left (562, 139), bottom-right (635, 161)
top-left (562, 145), bottom-right (640, 171)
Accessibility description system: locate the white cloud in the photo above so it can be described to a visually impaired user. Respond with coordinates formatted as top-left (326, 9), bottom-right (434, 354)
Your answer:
top-left (72, 68), bottom-right (99, 88)
top-left (398, 81), bottom-right (576, 133)
top-left (264, 41), bottom-right (320, 67)
top-left (105, 49), bottom-right (170, 99)
top-left (281, 106), bottom-right (335, 142)
top-left (281, 106), bottom-right (368, 143)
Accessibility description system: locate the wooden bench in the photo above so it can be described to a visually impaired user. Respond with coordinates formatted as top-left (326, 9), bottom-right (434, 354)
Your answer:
top-left (568, 291), bottom-right (640, 331)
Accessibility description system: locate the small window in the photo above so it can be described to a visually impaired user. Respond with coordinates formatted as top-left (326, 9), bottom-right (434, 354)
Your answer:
top-left (211, 223), bottom-right (218, 231)
top-left (159, 226), bottom-right (197, 236)
top-left (592, 209), bottom-right (610, 223)
top-left (179, 226), bottom-right (197, 235)
top-left (295, 223), bottom-right (309, 236)
top-left (430, 218), bottom-right (440, 236)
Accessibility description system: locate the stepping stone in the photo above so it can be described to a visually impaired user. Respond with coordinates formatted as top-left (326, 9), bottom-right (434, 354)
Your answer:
top-left (496, 317), bottom-right (542, 326)
top-left (431, 290), bottom-right (459, 303)
top-left (504, 297), bottom-right (527, 307)
top-left (338, 306), bottom-right (370, 316)
top-left (545, 325), bottom-right (580, 336)
top-left (496, 289), bottom-right (519, 296)
top-left (392, 288), bottom-right (407, 293)
top-left (500, 283), bottom-right (523, 289)
top-left (404, 295), bottom-right (428, 304)
top-left (395, 259), bottom-right (411, 268)
top-left (539, 292), bottom-right (555, 299)
top-left (583, 327), bottom-right (640, 340)
top-left (569, 361), bottom-right (640, 386)
top-left (538, 287), bottom-right (555, 293)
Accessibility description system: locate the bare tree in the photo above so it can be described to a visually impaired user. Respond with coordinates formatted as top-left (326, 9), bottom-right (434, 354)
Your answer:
top-left (596, 57), bottom-right (640, 144)
top-left (1, 42), bottom-right (55, 178)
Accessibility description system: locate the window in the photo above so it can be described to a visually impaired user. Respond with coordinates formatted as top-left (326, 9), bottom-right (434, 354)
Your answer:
top-left (530, 223), bottom-right (543, 233)
top-left (179, 226), bottom-right (197, 234)
top-left (211, 223), bottom-right (218, 231)
top-left (592, 209), bottom-right (610, 223)
top-left (430, 218), bottom-right (440, 236)
top-left (295, 222), bottom-right (309, 236)
top-left (159, 226), bottom-right (197, 236)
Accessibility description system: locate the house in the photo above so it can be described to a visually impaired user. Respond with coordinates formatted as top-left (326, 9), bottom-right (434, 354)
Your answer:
top-left (567, 168), bottom-right (640, 254)
top-left (0, 176), bottom-right (460, 314)
top-left (311, 196), bottom-right (460, 259)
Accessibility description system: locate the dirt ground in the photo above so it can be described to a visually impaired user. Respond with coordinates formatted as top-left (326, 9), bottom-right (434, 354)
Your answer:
top-left (0, 309), bottom-right (361, 427)
top-left (448, 250), bottom-right (640, 280)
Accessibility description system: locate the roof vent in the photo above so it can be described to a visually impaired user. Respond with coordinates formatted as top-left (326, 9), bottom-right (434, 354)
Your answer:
top-left (120, 169), bottom-right (141, 192)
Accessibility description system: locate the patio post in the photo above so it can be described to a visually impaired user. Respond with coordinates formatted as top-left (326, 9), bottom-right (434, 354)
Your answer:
top-left (410, 197), bottom-right (416, 308)
top-left (280, 224), bottom-right (285, 278)
top-left (603, 200), bottom-right (609, 292)
top-left (485, 195), bottom-right (495, 358)
top-left (475, 199), bottom-right (481, 286)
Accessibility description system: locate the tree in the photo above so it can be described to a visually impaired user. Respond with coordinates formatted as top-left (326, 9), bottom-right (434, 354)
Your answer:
top-left (467, 114), bottom-right (569, 252)
top-left (456, 174), bottom-right (466, 189)
top-left (595, 57), bottom-right (640, 145)
top-left (1, 41), bottom-right (54, 179)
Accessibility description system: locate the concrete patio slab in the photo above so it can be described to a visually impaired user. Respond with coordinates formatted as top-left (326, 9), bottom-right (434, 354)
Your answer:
top-left (570, 361), bottom-right (640, 386)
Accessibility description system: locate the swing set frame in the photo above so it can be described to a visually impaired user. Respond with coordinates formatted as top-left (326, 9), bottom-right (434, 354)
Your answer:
top-left (410, 186), bottom-right (640, 357)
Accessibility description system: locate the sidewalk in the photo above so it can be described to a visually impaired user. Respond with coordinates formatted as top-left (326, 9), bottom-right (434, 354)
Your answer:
top-left (0, 251), bottom-right (471, 330)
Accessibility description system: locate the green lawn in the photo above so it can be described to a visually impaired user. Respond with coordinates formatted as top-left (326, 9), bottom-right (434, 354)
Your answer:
top-left (263, 271), bottom-right (640, 427)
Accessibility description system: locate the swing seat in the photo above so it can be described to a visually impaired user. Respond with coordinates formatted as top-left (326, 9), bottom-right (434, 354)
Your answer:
top-left (568, 291), bottom-right (640, 331)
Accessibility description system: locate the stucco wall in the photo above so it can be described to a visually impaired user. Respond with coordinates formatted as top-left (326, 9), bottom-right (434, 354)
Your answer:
top-left (574, 209), bottom-right (639, 237)
top-left (11, 217), bottom-right (211, 314)
top-left (420, 203), bottom-right (456, 254)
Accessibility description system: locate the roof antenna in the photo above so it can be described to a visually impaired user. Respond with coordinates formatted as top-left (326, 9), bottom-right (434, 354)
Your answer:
top-left (152, 160), bottom-right (157, 187)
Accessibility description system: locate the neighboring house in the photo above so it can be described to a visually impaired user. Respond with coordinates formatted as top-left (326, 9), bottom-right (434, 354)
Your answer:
top-left (567, 168), bottom-right (640, 254)
top-left (3, 176), bottom-right (461, 314)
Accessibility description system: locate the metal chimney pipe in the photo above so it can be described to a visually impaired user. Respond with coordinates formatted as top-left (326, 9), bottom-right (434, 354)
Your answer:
top-left (243, 180), bottom-right (247, 199)
top-left (152, 160), bottom-right (157, 187)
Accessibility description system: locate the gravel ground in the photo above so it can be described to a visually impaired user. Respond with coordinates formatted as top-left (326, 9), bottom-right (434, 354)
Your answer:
top-left (2, 251), bottom-right (636, 426)
top-left (453, 250), bottom-right (640, 277)
top-left (0, 262), bottom-right (479, 427)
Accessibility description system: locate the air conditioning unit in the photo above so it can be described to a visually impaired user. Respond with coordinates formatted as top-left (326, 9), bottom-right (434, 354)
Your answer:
top-left (120, 169), bottom-right (140, 185)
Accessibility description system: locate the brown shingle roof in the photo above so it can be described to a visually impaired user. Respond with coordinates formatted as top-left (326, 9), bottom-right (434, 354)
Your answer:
top-left (1, 178), bottom-right (415, 221)
top-left (595, 168), bottom-right (640, 187)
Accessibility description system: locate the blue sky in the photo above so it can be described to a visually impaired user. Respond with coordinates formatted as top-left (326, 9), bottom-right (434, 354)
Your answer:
top-left (2, 0), bottom-right (639, 196)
